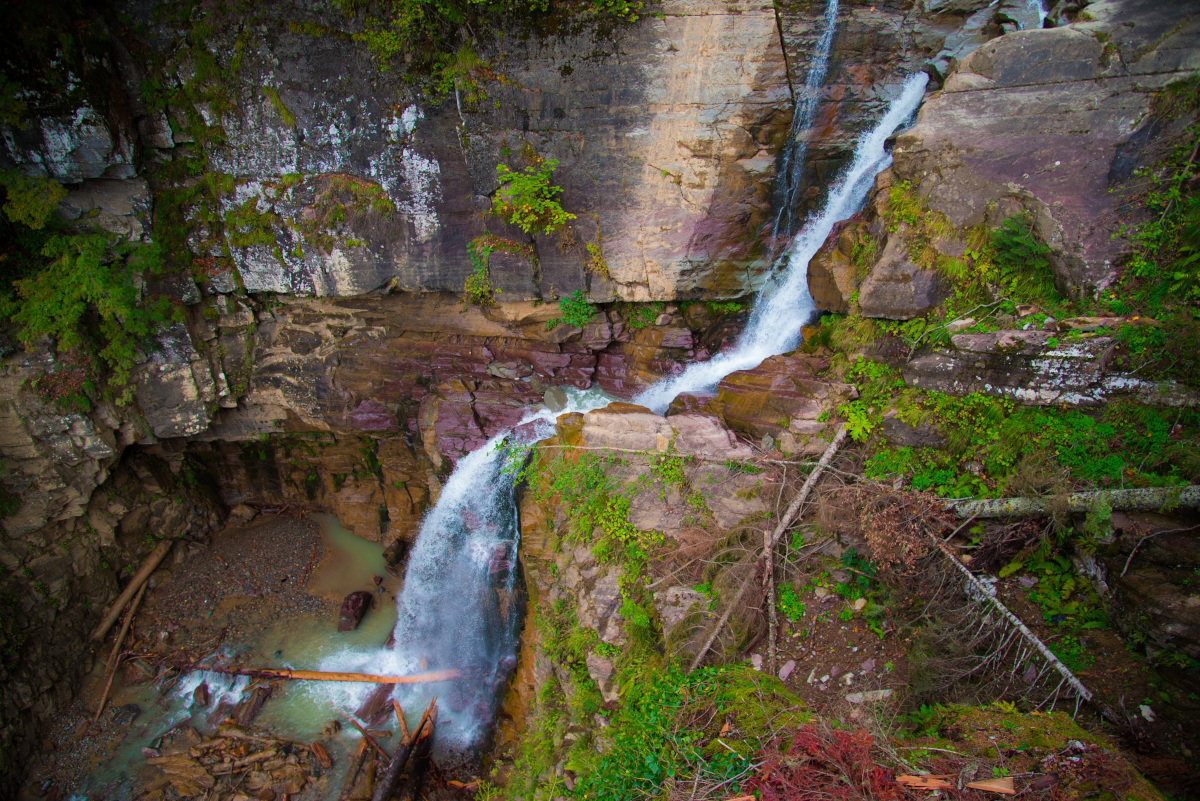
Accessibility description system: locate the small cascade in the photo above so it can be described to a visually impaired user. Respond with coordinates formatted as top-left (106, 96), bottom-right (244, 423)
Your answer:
top-left (770, 0), bottom-right (840, 246)
top-left (636, 72), bottom-right (929, 414)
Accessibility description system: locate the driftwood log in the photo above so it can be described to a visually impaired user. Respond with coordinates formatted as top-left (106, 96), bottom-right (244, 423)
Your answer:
top-left (370, 697), bottom-right (437, 801)
top-left (90, 539), bottom-right (173, 642)
top-left (192, 665), bottom-right (463, 684)
top-left (94, 581), bottom-right (148, 720)
top-left (951, 485), bottom-right (1200, 519)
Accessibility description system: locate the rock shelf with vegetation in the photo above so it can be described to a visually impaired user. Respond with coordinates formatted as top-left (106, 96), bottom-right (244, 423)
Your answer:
top-left (1, 0), bottom-right (1199, 799)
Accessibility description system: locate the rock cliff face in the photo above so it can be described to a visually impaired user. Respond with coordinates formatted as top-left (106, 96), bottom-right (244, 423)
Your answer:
top-left (811, 0), bottom-right (1200, 313)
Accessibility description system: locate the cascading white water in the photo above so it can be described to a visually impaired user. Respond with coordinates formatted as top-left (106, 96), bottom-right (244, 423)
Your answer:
top-left (312, 388), bottom-right (614, 749)
top-left (246, 73), bottom-right (929, 754)
top-left (636, 72), bottom-right (929, 414)
top-left (770, 0), bottom-right (840, 243)
top-left (1025, 0), bottom-right (1048, 29)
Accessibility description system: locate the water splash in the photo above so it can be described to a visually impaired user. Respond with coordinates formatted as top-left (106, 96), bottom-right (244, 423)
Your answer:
top-left (771, 0), bottom-right (840, 245)
top-left (310, 387), bottom-right (614, 749)
top-left (636, 72), bottom-right (929, 414)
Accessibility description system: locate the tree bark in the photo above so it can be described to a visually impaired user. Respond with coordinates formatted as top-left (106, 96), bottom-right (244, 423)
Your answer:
top-left (370, 698), bottom-right (436, 801)
top-left (951, 486), bottom-right (1200, 519)
top-left (193, 666), bottom-right (462, 684)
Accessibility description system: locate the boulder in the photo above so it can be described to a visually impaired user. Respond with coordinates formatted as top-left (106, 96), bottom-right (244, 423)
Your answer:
top-left (857, 229), bottom-right (949, 320)
top-left (337, 591), bottom-right (373, 632)
top-left (705, 354), bottom-right (857, 439)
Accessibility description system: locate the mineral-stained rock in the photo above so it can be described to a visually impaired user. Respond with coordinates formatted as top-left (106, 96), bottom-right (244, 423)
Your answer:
top-left (892, 2), bottom-right (1200, 294)
top-left (704, 354), bottom-right (857, 439)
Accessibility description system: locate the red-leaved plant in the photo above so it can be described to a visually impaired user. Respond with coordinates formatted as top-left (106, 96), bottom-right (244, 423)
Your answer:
top-left (743, 725), bottom-right (907, 801)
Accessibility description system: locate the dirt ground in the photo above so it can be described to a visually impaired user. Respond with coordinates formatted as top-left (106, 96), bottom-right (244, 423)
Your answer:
top-left (19, 515), bottom-right (474, 801)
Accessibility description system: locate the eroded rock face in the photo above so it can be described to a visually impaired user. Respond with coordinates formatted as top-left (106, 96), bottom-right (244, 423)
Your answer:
top-left (1094, 516), bottom-right (1200, 672)
top-left (0, 0), bottom-right (796, 302)
top-left (903, 329), bottom-right (1200, 407)
top-left (891, 0), bottom-right (1200, 294)
top-left (0, 451), bottom-right (223, 795)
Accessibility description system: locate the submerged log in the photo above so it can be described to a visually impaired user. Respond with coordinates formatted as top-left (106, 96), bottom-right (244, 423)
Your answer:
top-left (356, 683), bottom-right (394, 726)
top-left (192, 665), bottom-right (463, 684)
top-left (339, 590), bottom-right (373, 632)
top-left (233, 682), bottom-right (273, 725)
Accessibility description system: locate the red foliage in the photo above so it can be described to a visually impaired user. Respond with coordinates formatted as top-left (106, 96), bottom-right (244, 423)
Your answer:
top-left (743, 726), bottom-right (908, 801)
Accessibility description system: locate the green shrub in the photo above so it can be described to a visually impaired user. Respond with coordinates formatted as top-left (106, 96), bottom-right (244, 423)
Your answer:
top-left (492, 158), bottom-right (575, 235)
top-left (545, 289), bottom-right (595, 330)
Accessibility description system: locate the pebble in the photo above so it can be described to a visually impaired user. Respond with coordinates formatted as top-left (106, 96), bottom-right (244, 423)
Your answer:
top-left (778, 660), bottom-right (796, 681)
top-left (846, 689), bottom-right (893, 704)
top-left (861, 658), bottom-right (876, 673)
top-left (749, 653), bottom-right (763, 671)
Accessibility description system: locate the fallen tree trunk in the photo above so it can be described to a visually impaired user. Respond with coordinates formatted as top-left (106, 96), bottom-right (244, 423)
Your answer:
top-left (90, 539), bottom-right (173, 642)
top-left (951, 485), bottom-right (1200, 519)
top-left (689, 425), bottom-right (849, 673)
top-left (95, 581), bottom-right (148, 720)
top-left (370, 697), bottom-right (436, 801)
top-left (192, 666), bottom-right (462, 684)
top-left (935, 540), bottom-right (1093, 704)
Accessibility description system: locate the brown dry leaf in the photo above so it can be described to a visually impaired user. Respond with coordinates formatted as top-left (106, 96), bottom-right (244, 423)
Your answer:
top-left (965, 777), bottom-right (1016, 794)
top-left (719, 721), bottom-right (731, 736)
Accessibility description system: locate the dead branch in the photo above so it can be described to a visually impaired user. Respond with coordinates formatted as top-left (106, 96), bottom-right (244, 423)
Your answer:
top-left (1120, 524), bottom-right (1200, 577)
top-left (94, 581), bottom-right (148, 720)
top-left (689, 425), bottom-right (849, 673)
top-left (937, 539), bottom-right (1089, 699)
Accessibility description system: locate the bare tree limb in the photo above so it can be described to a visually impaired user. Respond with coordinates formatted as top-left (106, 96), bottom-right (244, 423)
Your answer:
top-left (689, 426), bottom-right (849, 673)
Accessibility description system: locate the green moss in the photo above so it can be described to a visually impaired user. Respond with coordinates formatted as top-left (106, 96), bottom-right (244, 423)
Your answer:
top-left (260, 86), bottom-right (296, 127)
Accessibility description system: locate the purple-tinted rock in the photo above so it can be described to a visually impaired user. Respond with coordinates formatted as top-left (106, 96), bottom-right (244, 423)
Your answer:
top-left (338, 590), bottom-right (373, 632)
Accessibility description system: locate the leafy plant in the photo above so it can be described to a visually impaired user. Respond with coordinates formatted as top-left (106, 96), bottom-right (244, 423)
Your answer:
top-left (492, 157), bottom-right (575, 235)
top-left (778, 586), bottom-right (806, 622)
top-left (990, 213), bottom-right (1058, 303)
top-left (545, 289), bottom-right (595, 330)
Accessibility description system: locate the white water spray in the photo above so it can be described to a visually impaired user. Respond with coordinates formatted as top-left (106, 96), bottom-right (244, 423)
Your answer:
top-left (636, 72), bottom-right (929, 414)
top-left (312, 388), bottom-right (614, 749)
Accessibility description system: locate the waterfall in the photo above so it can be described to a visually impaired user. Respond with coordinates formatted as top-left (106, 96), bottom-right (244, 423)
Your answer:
top-left (316, 389), bottom-right (613, 749)
top-left (636, 72), bottom-right (929, 414)
top-left (770, 0), bottom-right (840, 245)
top-left (312, 72), bottom-right (928, 752)
top-left (1022, 0), bottom-right (1048, 29)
